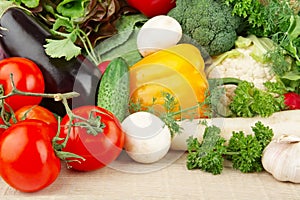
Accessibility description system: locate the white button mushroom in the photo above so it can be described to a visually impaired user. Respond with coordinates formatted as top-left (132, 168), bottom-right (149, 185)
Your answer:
top-left (121, 111), bottom-right (171, 164)
top-left (137, 15), bottom-right (182, 57)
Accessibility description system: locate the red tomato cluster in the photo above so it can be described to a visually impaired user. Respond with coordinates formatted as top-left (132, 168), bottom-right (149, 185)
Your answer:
top-left (0, 57), bottom-right (125, 192)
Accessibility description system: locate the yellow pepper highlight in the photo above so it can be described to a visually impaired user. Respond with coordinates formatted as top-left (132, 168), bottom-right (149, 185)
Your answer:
top-left (129, 43), bottom-right (208, 119)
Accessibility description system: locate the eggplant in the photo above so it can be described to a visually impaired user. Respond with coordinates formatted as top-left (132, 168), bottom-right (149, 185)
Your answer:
top-left (0, 7), bottom-right (101, 116)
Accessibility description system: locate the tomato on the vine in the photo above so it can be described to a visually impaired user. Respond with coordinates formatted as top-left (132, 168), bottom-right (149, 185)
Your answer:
top-left (126, 0), bottom-right (176, 18)
top-left (0, 57), bottom-right (45, 111)
top-left (0, 117), bottom-right (6, 135)
top-left (12, 105), bottom-right (58, 138)
top-left (0, 119), bottom-right (60, 192)
top-left (59, 106), bottom-right (124, 171)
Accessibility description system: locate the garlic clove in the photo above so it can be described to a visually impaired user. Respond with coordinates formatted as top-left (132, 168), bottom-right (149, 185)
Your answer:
top-left (262, 135), bottom-right (300, 183)
top-left (276, 134), bottom-right (300, 143)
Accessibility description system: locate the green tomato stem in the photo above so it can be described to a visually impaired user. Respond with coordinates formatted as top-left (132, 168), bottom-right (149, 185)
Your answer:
top-left (0, 74), bottom-right (80, 100)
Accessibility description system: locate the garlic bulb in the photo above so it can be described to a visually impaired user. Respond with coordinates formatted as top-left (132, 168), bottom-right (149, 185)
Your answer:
top-left (262, 134), bottom-right (300, 183)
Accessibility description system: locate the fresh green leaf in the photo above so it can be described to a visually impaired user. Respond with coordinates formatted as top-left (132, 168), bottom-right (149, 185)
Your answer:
top-left (288, 15), bottom-right (300, 40)
top-left (282, 71), bottom-right (300, 81)
top-left (116, 14), bottom-right (147, 32)
top-left (229, 81), bottom-right (286, 117)
top-left (227, 132), bottom-right (263, 173)
top-left (95, 14), bottom-right (147, 55)
top-left (44, 38), bottom-right (81, 60)
top-left (52, 16), bottom-right (74, 32)
top-left (226, 121), bottom-right (273, 173)
top-left (56, 0), bottom-right (89, 19)
top-left (263, 80), bottom-right (287, 94)
top-left (0, 1), bottom-right (15, 17)
top-left (187, 121), bottom-right (274, 174)
top-left (10, 0), bottom-right (39, 8)
top-left (21, 0), bottom-right (39, 8)
top-left (95, 29), bottom-right (136, 60)
top-left (95, 27), bottom-right (142, 66)
top-left (251, 121), bottom-right (274, 149)
top-left (186, 125), bottom-right (227, 175)
top-left (94, 14), bottom-right (146, 65)
top-left (226, 0), bottom-right (300, 92)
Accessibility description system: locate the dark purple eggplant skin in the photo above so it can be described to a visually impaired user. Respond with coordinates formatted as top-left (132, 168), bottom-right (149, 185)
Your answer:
top-left (0, 7), bottom-right (101, 116)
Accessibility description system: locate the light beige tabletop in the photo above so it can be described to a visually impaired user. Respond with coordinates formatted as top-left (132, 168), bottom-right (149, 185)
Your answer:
top-left (1, 151), bottom-right (299, 200)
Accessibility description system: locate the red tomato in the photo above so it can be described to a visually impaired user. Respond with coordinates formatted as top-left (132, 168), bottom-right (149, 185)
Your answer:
top-left (59, 106), bottom-right (124, 171)
top-left (0, 117), bottom-right (6, 135)
top-left (0, 57), bottom-right (45, 111)
top-left (127, 0), bottom-right (176, 18)
top-left (12, 105), bottom-right (58, 138)
top-left (0, 120), bottom-right (61, 192)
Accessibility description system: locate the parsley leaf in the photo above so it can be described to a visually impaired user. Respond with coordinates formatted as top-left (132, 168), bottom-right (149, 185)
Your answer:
top-left (227, 121), bottom-right (274, 173)
top-left (229, 81), bottom-right (286, 117)
top-left (186, 121), bottom-right (274, 174)
top-left (52, 16), bottom-right (74, 32)
top-left (44, 37), bottom-right (81, 61)
top-left (186, 125), bottom-right (227, 175)
top-left (227, 132), bottom-right (263, 173)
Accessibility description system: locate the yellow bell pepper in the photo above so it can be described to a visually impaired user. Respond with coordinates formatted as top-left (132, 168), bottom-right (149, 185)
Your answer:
top-left (129, 43), bottom-right (208, 119)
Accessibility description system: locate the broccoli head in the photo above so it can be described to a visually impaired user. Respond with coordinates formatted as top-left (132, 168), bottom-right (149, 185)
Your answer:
top-left (168, 0), bottom-right (244, 56)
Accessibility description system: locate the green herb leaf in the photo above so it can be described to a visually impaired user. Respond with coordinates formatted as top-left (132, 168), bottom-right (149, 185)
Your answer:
top-left (227, 132), bottom-right (263, 173)
top-left (56, 0), bottom-right (89, 19)
top-left (0, 1), bottom-right (15, 17)
top-left (251, 121), bottom-right (274, 149)
top-left (186, 125), bottom-right (227, 175)
top-left (44, 38), bottom-right (81, 61)
top-left (226, 121), bottom-right (273, 173)
top-left (52, 16), bottom-right (74, 32)
top-left (187, 121), bottom-right (274, 175)
top-left (263, 80), bottom-right (288, 94)
top-left (94, 14), bottom-right (147, 65)
top-left (229, 81), bottom-right (285, 117)
top-left (16, 0), bottom-right (40, 8)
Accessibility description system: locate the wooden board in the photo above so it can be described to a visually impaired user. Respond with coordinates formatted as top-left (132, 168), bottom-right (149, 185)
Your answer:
top-left (1, 151), bottom-right (300, 200)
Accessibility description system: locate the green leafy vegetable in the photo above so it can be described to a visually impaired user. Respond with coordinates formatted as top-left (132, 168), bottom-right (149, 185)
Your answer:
top-left (224, 0), bottom-right (300, 93)
top-left (229, 80), bottom-right (286, 117)
top-left (227, 121), bottom-right (273, 173)
top-left (94, 14), bottom-right (147, 66)
top-left (7, 0), bottom-right (136, 63)
top-left (44, 36), bottom-right (81, 61)
top-left (187, 121), bottom-right (274, 174)
top-left (56, 0), bottom-right (89, 18)
top-left (187, 125), bottom-right (227, 175)
top-left (227, 132), bottom-right (263, 173)
top-left (168, 0), bottom-right (244, 56)
top-left (12, 0), bottom-right (39, 8)
top-left (0, 1), bottom-right (14, 17)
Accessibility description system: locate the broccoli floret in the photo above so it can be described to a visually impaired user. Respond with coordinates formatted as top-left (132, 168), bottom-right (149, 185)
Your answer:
top-left (168, 0), bottom-right (244, 56)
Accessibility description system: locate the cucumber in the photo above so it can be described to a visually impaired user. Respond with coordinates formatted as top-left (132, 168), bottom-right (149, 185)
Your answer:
top-left (97, 57), bottom-right (130, 122)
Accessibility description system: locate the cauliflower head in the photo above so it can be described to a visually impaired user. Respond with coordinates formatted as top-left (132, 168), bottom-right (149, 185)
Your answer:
top-left (206, 35), bottom-right (277, 90)
top-left (206, 35), bottom-right (277, 114)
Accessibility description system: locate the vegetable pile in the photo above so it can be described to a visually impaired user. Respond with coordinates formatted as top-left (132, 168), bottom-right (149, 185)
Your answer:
top-left (0, 0), bottom-right (299, 193)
